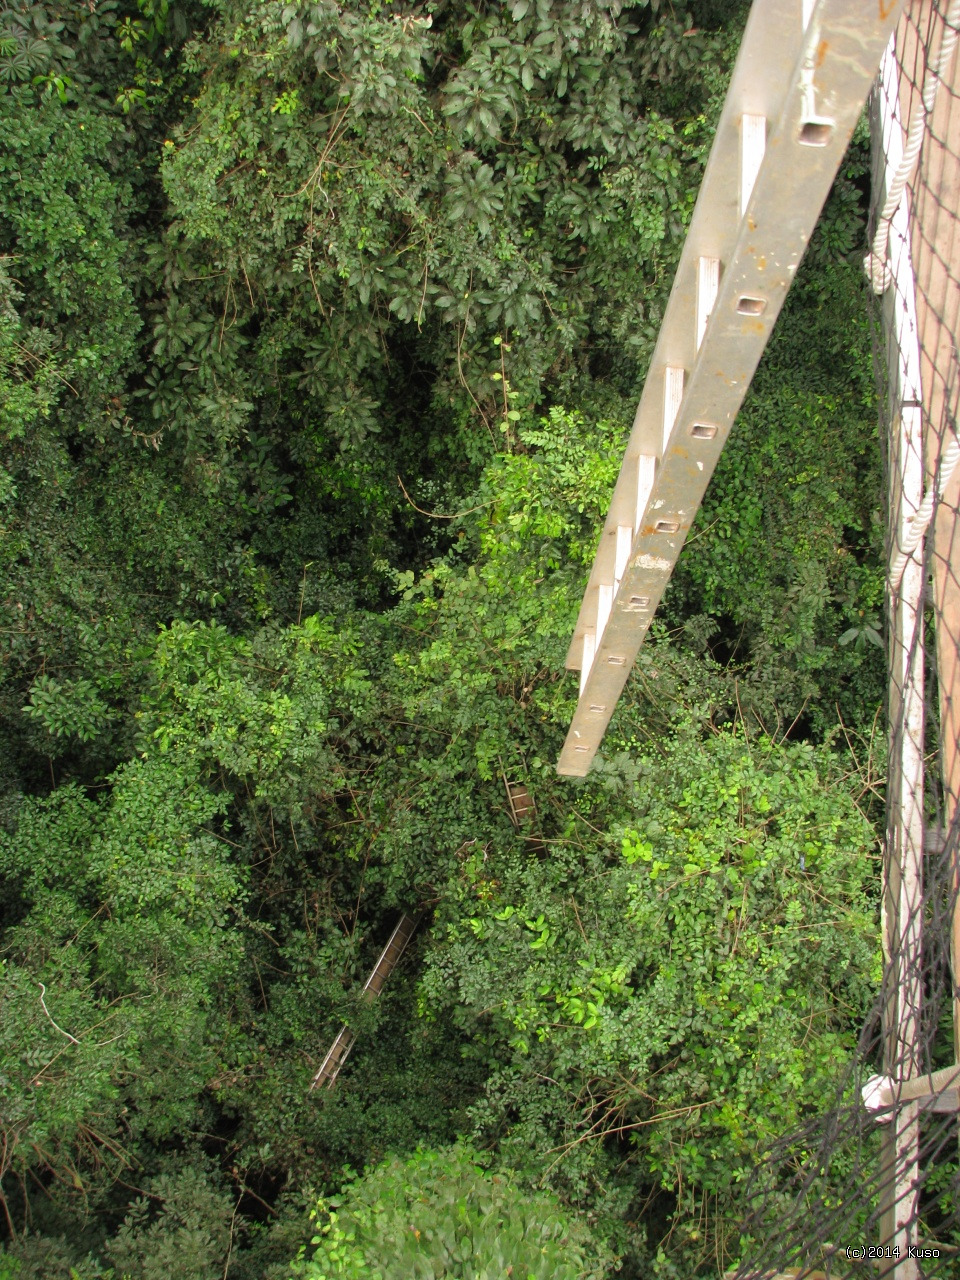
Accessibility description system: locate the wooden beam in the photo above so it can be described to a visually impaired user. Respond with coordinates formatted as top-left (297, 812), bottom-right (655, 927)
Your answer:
top-left (867, 1063), bottom-right (960, 1110)
top-left (907, 0), bottom-right (960, 1072)
top-left (873, 23), bottom-right (931, 1273)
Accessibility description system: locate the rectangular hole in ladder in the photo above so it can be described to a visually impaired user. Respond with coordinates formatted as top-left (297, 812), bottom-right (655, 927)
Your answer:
top-left (691, 423), bottom-right (718, 440)
top-left (656, 520), bottom-right (680, 534)
top-left (697, 257), bottom-right (720, 349)
top-left (736, 295), bottom-right (766, 316)
top-left (663, 366), bottom-right (685, 453)
top-left (588, 704), bottom-right (606, 713)
top-left (740, 113), bottom-right (766, 216)
top-left (607, 655), bottom-right (626, 666)
top-left (627, 595), bottom-right (650, 610)
top-left (799, 119), bottom-right (834, 147)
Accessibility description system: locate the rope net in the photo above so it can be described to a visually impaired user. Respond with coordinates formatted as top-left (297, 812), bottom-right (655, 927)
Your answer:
top-left (727, 3), bottom-right (960, 1277)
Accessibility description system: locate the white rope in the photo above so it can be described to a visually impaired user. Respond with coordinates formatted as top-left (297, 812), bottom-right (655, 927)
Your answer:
top-left (865, 0), bottom-right (960, 294)
top-left (890, 433), bottom-right (960, 590)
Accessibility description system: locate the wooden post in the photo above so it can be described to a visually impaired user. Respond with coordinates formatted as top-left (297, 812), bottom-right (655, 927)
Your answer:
top-left (905, 0), bottom-right (960, 1066)
top-left (876, 29), bottom-right (927, 1275)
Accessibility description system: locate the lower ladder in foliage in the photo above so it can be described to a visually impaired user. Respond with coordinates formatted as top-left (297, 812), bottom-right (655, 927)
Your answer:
top-left (309, 912), bottom-right (422, 1092)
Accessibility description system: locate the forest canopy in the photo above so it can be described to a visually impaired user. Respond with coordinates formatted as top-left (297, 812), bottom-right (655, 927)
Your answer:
top-left (0, 1), bottom-right (895, 1276)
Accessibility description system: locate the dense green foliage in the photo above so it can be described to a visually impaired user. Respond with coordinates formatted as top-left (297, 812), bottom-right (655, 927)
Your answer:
top-left (418, 727), bottom-right (879, 1270)
top-left (0, 0), bottom-right (892, 1276)
top-left (291, 1144), bottom-right (614, 1278)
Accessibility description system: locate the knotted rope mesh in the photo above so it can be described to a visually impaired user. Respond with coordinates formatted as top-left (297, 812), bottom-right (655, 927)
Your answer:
top-left (725, 3), bottom-right (960, 1277)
